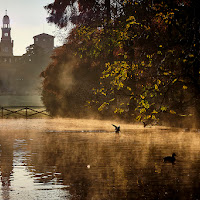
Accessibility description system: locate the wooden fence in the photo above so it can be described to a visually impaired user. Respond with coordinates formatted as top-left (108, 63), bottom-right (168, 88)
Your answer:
top-left (1, 106), bottom-right (51, 119)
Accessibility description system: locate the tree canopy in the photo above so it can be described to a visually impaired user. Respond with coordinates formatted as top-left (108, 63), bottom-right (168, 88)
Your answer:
top-left (42, 0), bottom-right (200, 127)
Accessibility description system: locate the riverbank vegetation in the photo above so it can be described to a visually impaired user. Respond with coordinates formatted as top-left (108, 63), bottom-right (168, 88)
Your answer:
top-left (41, 0), bottom-right (200, 128)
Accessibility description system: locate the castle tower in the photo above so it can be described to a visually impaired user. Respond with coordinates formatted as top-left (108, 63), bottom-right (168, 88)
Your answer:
top-left (33, 33), bottom-right (54, 54)
top-left (0, 11), bottom-right (13, 56)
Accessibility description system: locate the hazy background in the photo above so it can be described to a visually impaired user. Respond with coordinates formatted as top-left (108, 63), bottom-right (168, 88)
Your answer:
top-left (0, 0), bottom-right (66, 55)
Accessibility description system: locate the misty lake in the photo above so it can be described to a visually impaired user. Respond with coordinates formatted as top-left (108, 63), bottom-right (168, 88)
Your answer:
top-left (0, 118), bottom-right (200, 200)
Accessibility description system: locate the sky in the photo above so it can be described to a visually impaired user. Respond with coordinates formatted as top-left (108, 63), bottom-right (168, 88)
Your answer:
top-left (0, 0), bottom-right (67, 55)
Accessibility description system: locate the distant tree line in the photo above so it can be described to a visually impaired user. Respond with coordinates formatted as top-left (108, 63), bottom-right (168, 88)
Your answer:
top-left (41, 0), bottom-right (200, 128)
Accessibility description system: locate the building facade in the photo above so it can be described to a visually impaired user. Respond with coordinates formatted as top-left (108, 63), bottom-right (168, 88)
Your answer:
top-left (0, 12), bottom-right (54, 95)
top-left (33, 33), bottom-right (54, 53)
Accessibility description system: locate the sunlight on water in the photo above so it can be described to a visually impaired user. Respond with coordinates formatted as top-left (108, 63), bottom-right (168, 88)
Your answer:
top-left (0, 118), bottom-right (200, 199)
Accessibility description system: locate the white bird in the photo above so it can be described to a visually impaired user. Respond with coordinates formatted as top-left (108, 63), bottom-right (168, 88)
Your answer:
top-left (112, 124), bottom-right (120, 133)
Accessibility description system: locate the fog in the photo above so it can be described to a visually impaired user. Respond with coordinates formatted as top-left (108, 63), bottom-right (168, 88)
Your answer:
top-left (0, 118), bottom-right (200, 199)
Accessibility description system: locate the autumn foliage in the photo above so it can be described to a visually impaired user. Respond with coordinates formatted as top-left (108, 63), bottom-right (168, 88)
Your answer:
top-left (42, 0), bottom-right (200, 127)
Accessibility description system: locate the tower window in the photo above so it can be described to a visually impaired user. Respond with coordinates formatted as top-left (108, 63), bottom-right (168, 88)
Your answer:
top-left (4, 33), bottom-right (8, 36)
top-left (3, 24), bottom-right (9, 28)
top-left (35, 38), bottom-right (38, 41)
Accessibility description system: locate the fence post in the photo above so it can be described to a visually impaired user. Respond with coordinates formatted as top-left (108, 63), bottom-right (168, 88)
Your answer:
top-left (26, 107), bottom-right (28, 119)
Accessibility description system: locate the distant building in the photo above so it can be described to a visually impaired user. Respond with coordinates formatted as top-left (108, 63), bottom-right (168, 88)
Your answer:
top-left (33, 33), bottom-right (54, 54)
top-left (0, 11), bottom-right (21, 66)
top-left (0, 12), bottom-right (55, 95)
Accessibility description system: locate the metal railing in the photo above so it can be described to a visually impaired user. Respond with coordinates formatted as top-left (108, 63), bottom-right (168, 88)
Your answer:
top-left (1, 106), bottom-right (51, 119)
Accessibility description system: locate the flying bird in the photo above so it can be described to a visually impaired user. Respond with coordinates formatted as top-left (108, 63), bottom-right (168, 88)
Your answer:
top-left (112, 124), bottom-right (120, 133)
top-left (163, 153), bottom-right (176, 163)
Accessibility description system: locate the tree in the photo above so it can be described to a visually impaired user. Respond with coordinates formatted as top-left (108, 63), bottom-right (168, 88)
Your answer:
top-left (40, 42), bottom-right (103, 117)
top-left (94, 0), bottom-right (200, 126)
top-left (42, 0), bottom-right (200, 127)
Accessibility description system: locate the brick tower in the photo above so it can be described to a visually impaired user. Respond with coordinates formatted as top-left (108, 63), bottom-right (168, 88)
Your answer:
top-left (0, 10), bottom-right (13, 56)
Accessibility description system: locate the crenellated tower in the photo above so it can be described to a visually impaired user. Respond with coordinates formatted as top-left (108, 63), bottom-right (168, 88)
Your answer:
top-left (0, 10), bottom-right (13, 56)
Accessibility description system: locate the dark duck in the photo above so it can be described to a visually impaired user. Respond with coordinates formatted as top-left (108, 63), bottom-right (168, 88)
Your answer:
top-left (112, 124), bottom-right (120, 133)
top-left (163, 153), bottom-right (176, 163)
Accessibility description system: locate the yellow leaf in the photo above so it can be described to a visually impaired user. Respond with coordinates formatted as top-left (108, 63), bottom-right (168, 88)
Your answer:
top-left (127, 87), bottom-right (132, 91)
top-left (126, 16), bottom-right (135, 21)
top-left (170, 110), bottom-right (176, 114)
top-left (157, 51), bottom-right (162, 55)
top-left (136, 115), bottom-right (141, 121)
top-left (172, 78), bottom-right (177, 83)
top-left (183, 59), bottom-right (187, 63)
top-left (140, 108), bottom-right (146, 113)
top-left (140, 95), bottom-right (145, 99)
top-left (141, 61), bottom-right (145, 66)
top-left (161, 106), bottom-right (167, 111)
top-left (152, 110), bottom-right (158, 114)
top-left (147, 115), bottom-right (151, 119)
top-left (155, 84), bottom-right (158, 90)
top-left (183, 85), bottom-right (188, 90)
top-left (157, 79), bottom-right (161, 85)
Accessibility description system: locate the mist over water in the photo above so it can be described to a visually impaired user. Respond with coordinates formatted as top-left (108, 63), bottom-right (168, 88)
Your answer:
top-left (0, 96), bottom-right (43, 106)
top-left (0, 118), bottom-right (200, 199)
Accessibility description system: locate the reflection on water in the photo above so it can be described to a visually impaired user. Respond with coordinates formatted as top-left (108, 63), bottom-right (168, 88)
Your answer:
top-left (0, 119), bottom-right (200, 199)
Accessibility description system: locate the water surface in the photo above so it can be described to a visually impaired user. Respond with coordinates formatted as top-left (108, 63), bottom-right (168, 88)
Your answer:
top-left (0, 119), bottom-right (200, 200)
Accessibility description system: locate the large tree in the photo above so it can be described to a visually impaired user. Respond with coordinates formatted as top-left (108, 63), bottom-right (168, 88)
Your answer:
top-left (42, 0), bottom-right (200, 127)
top-left (45, 0), bottom-right (115, 27)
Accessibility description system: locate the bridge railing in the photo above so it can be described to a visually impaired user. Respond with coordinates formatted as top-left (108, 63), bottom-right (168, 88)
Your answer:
top-left (1, 106), bottom-right (51, 119)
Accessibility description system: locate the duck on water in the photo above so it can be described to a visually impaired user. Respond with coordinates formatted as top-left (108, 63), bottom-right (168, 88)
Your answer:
top-left (163, 153), bottom-right (176, 163)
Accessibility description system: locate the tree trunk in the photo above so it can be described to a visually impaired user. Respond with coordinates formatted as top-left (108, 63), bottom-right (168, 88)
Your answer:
top-left (105, 0), bottom-right (111, 23)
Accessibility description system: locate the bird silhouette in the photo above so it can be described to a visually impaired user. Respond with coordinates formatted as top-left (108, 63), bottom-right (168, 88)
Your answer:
top-left (163, 153), bottom-right (176, 163)
top-left (112, 124), bottom-right (120, 133)
top-left (143, 121), bottom-right (148, 128)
